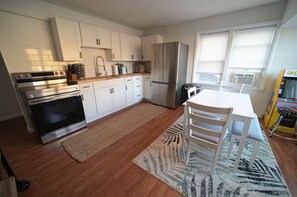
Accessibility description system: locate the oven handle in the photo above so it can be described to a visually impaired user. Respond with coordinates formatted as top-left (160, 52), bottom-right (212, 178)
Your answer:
top-left (28, 92), bottom-right (81, 105)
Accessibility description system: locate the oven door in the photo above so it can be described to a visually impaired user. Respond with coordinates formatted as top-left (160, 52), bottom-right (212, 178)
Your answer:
top-left (29, 93), bottom-right (86, 138)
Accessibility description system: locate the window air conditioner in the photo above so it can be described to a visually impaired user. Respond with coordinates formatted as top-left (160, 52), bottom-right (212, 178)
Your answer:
top-left (233, 73), bottom-right (255, 85)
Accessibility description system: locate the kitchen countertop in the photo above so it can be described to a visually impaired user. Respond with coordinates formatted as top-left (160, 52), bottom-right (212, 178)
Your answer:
top-left (72, 73), bottom-right (151, 84)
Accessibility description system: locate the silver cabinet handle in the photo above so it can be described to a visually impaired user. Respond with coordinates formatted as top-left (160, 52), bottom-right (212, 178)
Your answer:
top-left (125, 85), bottom-right (127, 90)
top-left (81, 94), bottom-right (84, 101)
top-left (98, 39), bottom-right (101, 45)
top-left (113, 54), bottom-right (115, 59)
top-left (110, 88), bottom-right (112, 94)
top-left (83, 86), bottom-right (90, 88)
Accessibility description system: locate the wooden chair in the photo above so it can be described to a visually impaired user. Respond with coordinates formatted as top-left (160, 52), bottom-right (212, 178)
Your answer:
top-left (185, 101), bottom-right (233, 174)
top-left (187, 86), bottom-right (198, 99)
top-left (226, 113), bottom-right (264, 169)
top-left (220, 82), bottom-right (245, 93)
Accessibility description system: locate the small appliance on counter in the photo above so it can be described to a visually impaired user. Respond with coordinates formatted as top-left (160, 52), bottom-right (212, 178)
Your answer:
top-left (112, 64), bottom-right (119, 76)
top-left (116, 63), bottom-right (128, 75)
top-left (68, 63), bottom-right (86, 80)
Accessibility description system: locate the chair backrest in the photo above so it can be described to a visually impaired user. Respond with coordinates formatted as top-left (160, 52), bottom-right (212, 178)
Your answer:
top-left (187, 86), bottom-right (197, 99)
top-left (187, 101), bottom-right (233, 149)
top-left (220, 82), bottom-right (244, 93)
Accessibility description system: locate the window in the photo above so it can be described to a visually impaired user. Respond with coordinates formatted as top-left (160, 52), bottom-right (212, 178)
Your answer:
top-left (195, 31), bottom-right (229, 83)
top-left (193, 23), bottom-right (277, 88)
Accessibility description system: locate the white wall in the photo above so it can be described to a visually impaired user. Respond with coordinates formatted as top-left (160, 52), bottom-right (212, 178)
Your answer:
top-left (144, 2), bottom-right (288, 116)
top-left (282, 0), bottom-right (297, 26)
top-left (0, 0), bottom-right (142, 120)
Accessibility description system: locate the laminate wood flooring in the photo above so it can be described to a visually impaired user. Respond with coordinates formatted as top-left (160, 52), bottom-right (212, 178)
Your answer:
top-left (0, 102), bottom-right (296, 197)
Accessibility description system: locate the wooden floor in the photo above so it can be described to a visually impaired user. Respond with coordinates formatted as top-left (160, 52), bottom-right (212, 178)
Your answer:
top-left (0, 102), bottom-right (296, 196)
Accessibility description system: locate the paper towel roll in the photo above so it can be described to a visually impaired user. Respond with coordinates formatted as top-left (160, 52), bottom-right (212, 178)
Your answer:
top-left (112, 65), bottom-right (119, 75)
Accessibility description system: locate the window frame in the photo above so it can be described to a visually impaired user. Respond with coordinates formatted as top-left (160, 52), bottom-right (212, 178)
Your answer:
top-left (192, 20), bottom-right (281, 89)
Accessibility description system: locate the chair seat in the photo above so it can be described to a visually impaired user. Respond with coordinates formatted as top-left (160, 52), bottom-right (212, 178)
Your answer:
top-left (231, 113), bottom-right (264, 142)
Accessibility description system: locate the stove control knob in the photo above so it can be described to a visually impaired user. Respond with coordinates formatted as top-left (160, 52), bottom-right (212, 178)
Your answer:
top-left (60, 71), bottom-right (65, 76)
top-left (18, 74), bottom-right (24, 78)
top-left (26, 73), bottom-right (31, 78)
top-left (54, 71), bottom-right (59, 76)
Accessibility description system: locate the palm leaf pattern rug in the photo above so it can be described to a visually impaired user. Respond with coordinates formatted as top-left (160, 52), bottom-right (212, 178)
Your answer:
top-left (133, 116), bottom-right (291, 197)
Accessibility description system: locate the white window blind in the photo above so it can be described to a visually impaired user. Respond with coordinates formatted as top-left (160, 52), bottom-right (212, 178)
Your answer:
top-left (229, 25), bottom-right (275, 69)
top-left (197, 32), bottom-right (229, 73)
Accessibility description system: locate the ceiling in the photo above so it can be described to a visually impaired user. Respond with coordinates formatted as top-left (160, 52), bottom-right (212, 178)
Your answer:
top-left (43, 0), bottom-right (284, 30)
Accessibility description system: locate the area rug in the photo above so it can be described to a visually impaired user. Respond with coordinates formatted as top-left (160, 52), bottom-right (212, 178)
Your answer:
top-left (133, 117), bottom-right (291, 197)
top-left (61, 103), bottom-right (167, 162)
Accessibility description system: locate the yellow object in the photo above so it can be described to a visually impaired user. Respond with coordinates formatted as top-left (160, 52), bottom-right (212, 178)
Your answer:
top-left (264, 69), bottom-right (297, 134)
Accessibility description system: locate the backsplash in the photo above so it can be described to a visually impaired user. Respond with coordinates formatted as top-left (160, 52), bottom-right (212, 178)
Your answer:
top-left (80, 48), bottom-right (133, 78)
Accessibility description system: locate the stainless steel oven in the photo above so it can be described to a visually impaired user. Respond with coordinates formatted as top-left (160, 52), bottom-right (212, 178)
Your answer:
top-left (12, 71), bottom-right (86, 144)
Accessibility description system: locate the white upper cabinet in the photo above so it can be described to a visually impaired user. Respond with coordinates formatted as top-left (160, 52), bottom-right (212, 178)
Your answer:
top-left (79, 23), bottom-right (111, 49)
top-left (141, 35), bottom-right (163, 61)
top-left (51, 17), bottom-right (82, 61)
top-left (110, 31), bottom-right (122, 61)
top-left (120, 33), bottom-right (141, 61)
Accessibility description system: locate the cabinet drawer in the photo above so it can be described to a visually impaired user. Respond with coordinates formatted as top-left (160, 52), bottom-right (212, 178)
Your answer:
top-left (144, 76), bottom-right (151, 81)
top-left (125, 77), bottom-right (133, 85)
top-left (132, 76), bottom-right (143, 82)
top-left (133, 81), bottom-right (142, 90)
top-left (134, 89), bottom-right (143, 101)
top-left (79, 82), bottom-right (93, 91)
top-left (93, 78), bottom-right (125, 89)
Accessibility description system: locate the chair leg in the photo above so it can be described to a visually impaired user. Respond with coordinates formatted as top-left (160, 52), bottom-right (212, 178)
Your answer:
top-left (211, 149), bottom-right (220, 174)
top-left (226, 135), bottom-right (236, 160)
top-left (185, 140), bottom-right (191, 165)
top-left (249, 141), bottom-right (260, 169)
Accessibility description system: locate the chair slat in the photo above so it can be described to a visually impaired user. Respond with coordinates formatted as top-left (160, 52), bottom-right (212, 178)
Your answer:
top-left (189, 124), bottom-right (221, 138)
top-left (189, 112), bottom-right (226, 126)
top-left (188, 101), bottom-right (232, 115)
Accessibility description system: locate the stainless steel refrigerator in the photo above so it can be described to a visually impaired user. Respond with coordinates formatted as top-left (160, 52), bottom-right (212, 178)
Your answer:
top-left (151, 42), bottom-right (188, 109)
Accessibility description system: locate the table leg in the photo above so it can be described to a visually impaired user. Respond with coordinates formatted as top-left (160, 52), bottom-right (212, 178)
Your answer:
top-left (233, 118), bottom-right (252, 170)
top-left (182, 104), bottom-right (187, 156)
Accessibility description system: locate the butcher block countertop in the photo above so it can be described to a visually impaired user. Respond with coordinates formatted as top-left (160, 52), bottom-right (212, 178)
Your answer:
top-left (71, 73), bottom-right (151, 84)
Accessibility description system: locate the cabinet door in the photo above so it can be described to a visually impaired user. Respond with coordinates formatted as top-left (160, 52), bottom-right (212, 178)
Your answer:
top-left (144, 77), bottom-right (152, 100)
top-left (81, 90), bottom-right (98, 122)
top-left (125, 77), bottom-right (134, 105)
top-left (94, 87), bottom-right (113, 117)
top-left (142, 35), bottom-right (163, 61)
top-left (130, 35), bottom-right (141, 61)
top-left (110, 31), bottom-right (122, 61)
top-left (97, 27), bottom-right (111, 49)
top-left (51, 17), bottom-right (82, 61)
top-left (112, 84), bottom-right (126, 110)
top-left (79, 23), bottom-right (98, 48)
top-left (120, 33), bottom-right (141, 61)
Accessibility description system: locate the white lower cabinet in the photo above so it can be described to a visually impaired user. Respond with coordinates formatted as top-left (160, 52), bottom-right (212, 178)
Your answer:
top-left (79, 75), bottom-right (148, 123)
top-left (125, 77), bottom-right (134, 106)
top-left (93, 78), bottom-right (126, 117)
top-left (94, 86), bottom-right (114, 117)
top-left (144, 76), bottom-right (152, 100)
top-left (133, 76), bottom-right (143, 103)
top-left (79, 83), bottom-right (98, 123)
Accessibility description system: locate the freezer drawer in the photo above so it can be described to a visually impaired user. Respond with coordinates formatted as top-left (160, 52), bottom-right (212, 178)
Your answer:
top-left (151, 82), bottom-right (177, 109)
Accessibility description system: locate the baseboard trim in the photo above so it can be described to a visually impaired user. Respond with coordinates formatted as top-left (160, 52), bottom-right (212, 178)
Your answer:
top-left (0, 113), bottom-right (23, 122)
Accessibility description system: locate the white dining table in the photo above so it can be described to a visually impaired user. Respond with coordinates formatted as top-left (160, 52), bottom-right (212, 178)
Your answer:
top-left (182, 89), bottom-right (255, 170)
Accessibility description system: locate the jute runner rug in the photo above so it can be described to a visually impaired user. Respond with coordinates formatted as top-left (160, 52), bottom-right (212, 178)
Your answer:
top-left (61, 103), bottom-right (167, 162)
